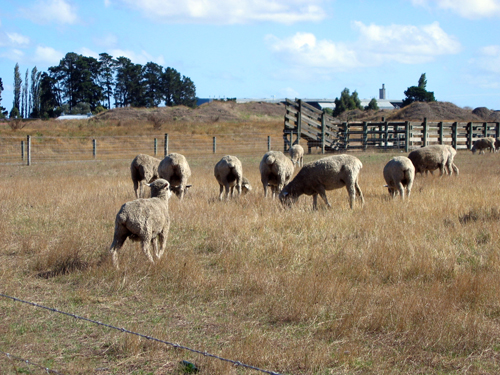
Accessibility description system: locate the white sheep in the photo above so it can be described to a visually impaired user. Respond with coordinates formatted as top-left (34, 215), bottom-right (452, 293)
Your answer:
top-left (158, 152), bottom-right (192, 200)
top-left (279, 154), bottom-right (364, 210)
top-left (214, 155), bottom-right (252, 200)
top-left (471, 137), bottom-right (495, 154)
top-left (259, 151), bottom-right (295, 198)
top-left (130, 154), bottom-right (161, 198)
top-left (408, 145), bottom-right (452, 176)
top-left (383, 156), bottom-right (415, 200)
top-left (289, 144), bottom-right (304, 167)
top-left (109, 179), bottom-right (172, 269)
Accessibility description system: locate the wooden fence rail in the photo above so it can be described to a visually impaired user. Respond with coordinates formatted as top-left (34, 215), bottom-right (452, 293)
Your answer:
top-left (284, 99), bottom-right (500, 153)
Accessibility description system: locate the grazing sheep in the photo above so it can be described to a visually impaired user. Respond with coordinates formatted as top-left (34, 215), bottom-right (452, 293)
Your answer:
top-left (408, 145), bottom-right (452, 176)
top-left (259, 151), bottom-right (295, 198)
top-left (289, 144), bottom-right (304, 167)
top-left (214, 155), bottom-right (252, 200)
top-left (109, 179), bottom-right (172, 269)
top-left (383, 156), bottom-right (415, 200)
top-left (279, 154), bottom-right (364, 210)
top-left (158, 153), bottom-right (192, 200)
top-left (471, 137), bottom-right (495, 154)
top-left (130, 154), bottom-right (161, 198)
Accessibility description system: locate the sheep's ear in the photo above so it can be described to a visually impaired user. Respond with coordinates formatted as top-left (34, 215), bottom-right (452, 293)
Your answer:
top-left (282, 191), bottom-right (289, 197)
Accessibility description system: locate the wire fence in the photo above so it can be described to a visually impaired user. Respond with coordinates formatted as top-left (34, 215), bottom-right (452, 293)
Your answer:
top-left (0, 350), bottom-right (66, 374)
top-left (0, 293), bottom-right (285, 375)
top-left (0, 133), bottom-right (285, 165)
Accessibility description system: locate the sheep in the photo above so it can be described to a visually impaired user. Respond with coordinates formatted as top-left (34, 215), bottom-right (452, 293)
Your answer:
top-left (383, 156), bottom-right (415, 200)
top-left (279, 154), bottom-right (364, 210)
top-left (471, 137), bottom-right (495, 154)
top-left (130, 154), bottom-right (161, 198)
top-left (289, 144), bottom-right (304, 167)
top-left (408, 145), bottom-right (452, 176)
top-left (158, 152), bottom-right (192, 200)
top-left (214, 155), bottom-right (252, 200)
top-left (109, 179), bottom-right (172, 269)
top-left (259, 151), bottom-right (295, 198)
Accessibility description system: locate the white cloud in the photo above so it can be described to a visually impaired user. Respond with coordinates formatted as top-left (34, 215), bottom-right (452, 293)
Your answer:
top-left (34, 45), bottom-right (64, 64)
top-left (411, 0), bottom-right (500, 19)
top-left (470, 45), bottom-right (500, 75)
top-left (267, 22), bottom-right (461, 74)
top-left (111, 0), bottom-right (327, 24)
top-left (7, 33), bottom-right (30, 46)
top-left (110, 49), bottom-right (165, 65)
top-left (21, 0), bottom-right (79, 25)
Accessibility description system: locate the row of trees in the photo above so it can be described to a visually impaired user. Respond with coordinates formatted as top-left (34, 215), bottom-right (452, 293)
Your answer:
top-left (2, 52), bottom-right (197, 119)
top-left (331, 73), bottom-right (436, 117)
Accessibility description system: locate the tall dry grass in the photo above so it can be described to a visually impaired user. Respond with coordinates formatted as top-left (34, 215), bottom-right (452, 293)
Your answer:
top-left (1, 149), bottom-right (500, 374)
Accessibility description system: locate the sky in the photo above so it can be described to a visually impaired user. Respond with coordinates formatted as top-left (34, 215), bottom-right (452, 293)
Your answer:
top-left (1, 0), bottom-right (500, 111)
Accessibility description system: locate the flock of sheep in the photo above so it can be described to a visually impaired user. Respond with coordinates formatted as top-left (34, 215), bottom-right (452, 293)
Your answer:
top-left (109, 136), bottom-right (498, 268)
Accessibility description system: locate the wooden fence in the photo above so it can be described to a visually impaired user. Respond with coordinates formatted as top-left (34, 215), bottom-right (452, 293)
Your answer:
top-left (284, 99), bottom-right (500, 153)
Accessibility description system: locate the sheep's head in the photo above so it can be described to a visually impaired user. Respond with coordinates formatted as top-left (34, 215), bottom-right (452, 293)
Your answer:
top-left (279, 189), bottom-right (297, 208)
top-left (242, 177), bottom-right (252, 195)
top-left (148, 179), bottom-right (171, 199)
top-left (170, 184), bottom-right (192, 199)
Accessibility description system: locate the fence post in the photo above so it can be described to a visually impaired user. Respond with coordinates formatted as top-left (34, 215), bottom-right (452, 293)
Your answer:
top-left (27, 135), bottom-right (31, 166)
top-left (21, 141), bottom-right (25, 161)
top-left (154, 138), bottom-right (157, 156)
top-left (344, 122), bottom-right (349, 150)
top-left (438, 122), bottom-right (443, 144)
top-left (213, 137), bottom-right (216, 154)
top-left (321, 113), bottom-right (326, 154)
top-left (484, 122), bottom-right (488, 137)
top-left (496, 122), bottom-right (500, 139)
top-left (384, 120), bottom-right (389, 150)
top-left (467, 122), bottom-right (473, 150)
top-left (164, 133), bottom-right (169, 157)
top-left (405, 121), bottom-right (410, 152)
top-left (297, 99), bottom-right (302, 144)
top-left (93, 139), bottom-right (97, 159)
top-left (422, 118), bottom-right (428, 147)
top-left (362, 122), bottom-right (368, 151)
top-left (452, 122), bottom-right (457, 149)
top-left (267, 136), bottom-right (271, 151)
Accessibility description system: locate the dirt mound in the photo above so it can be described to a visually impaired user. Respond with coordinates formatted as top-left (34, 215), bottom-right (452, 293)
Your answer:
top-left (387, 102), bottom-right (489, 122)
top-left (95, 101), bottom-right (285, 123)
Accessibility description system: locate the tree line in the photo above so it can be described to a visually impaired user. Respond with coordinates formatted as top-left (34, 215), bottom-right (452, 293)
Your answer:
top-left (0, 52), bottom-right (197, 119)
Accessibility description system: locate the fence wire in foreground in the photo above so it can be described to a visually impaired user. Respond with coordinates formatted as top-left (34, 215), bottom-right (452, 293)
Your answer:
top-left (0, 293), bottom-right (285, 375)
top-left (0, 350), bottom-right (65, 374)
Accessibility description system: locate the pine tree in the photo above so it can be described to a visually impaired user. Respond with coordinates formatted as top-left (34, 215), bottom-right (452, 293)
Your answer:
top-left (11, 63), bottom-right (22, 118)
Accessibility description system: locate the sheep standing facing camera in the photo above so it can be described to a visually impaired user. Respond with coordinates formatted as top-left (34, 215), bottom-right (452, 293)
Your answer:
top-left (383, 156), bottom-right (415, 200)
top-left (279, 154), bottom-right (364, 210)
top-left (214, 155), bottom-right (252, 200)
top-left (109, 179), bottom-right (172, 269)
top-left (158, 153), bottom-right (192, 200)
top-left (289, 144), bottom-right (304, 167)
top-left (471, 137), bottom-right (495, 154)
top-left (130, 154), bottom-right (161, 198)
top-left (259, 151), bottom-right (295, 198)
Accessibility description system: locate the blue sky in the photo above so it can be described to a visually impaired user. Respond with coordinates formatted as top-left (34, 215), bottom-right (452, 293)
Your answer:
top-left (1, 0), bottom-right (500, 111)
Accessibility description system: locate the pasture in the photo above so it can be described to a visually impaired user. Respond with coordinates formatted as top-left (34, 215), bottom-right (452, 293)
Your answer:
top-left (1, 145), bottom-right (500, 374)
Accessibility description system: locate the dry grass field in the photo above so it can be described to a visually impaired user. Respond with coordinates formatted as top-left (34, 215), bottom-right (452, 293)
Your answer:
top-left (2, 116), bottom-right (500, 374)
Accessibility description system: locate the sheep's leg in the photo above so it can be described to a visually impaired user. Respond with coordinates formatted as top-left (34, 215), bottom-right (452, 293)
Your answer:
top-left (235, 178), bottom-right (242, 197)
top-left (224, 182), bottom-right (231, 200)
top-left (133, 180), bottom-right (140, 199)
top-left (156, 226), bottom-right (170, 260)
top-left (262, 179), bottom-right (269, 198)
top-left (316, 185), bottom-right (331, 209)
top-left (218, 184), bottom-right (224, 201)
top-left (312, 194), bottom-right (319, 210)
top-left (141, 235), bottom-right (155, 264)
top-left (109, 225), bottom-right (129, 269)
top-left (355, 179), bottom-right (364, 206)
top-left (345, 183), bottom-right (357, 209)
top-left (397, 182), bottom-right (405, 200)
top-left (452, 163), bottom-right (459, 176)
